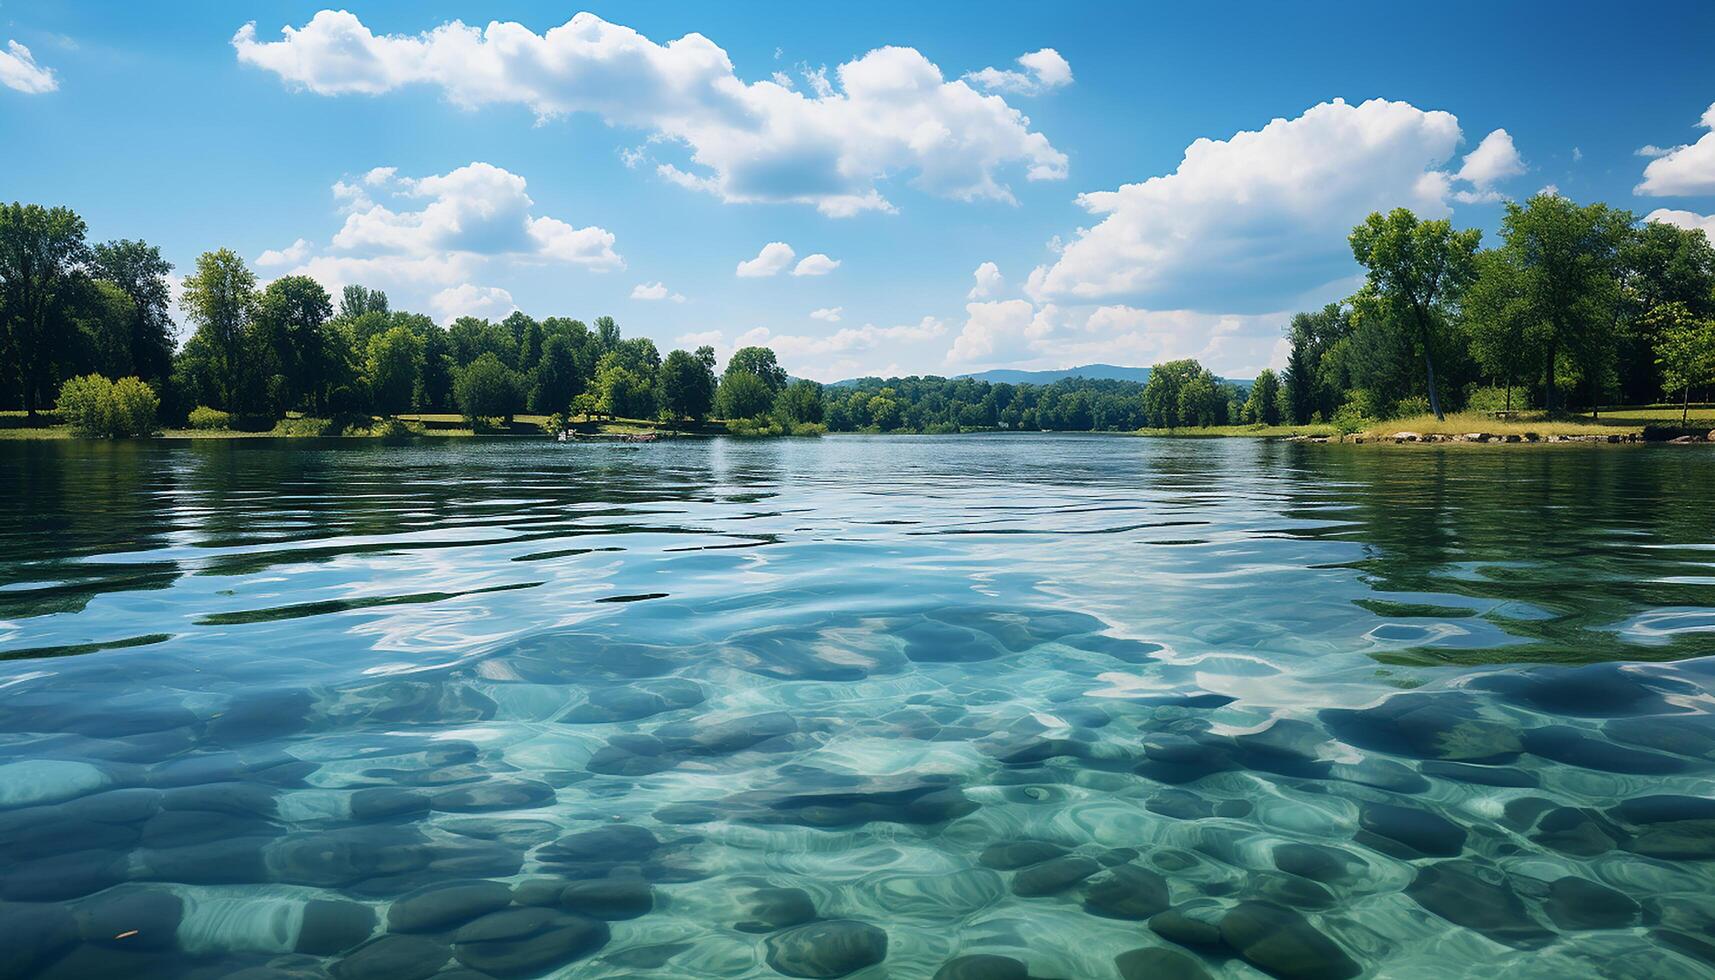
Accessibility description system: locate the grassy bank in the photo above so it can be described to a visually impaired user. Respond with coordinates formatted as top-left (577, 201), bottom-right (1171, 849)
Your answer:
top-left (1133, 422), bottom-right (1338, 439)
top-left (0, 411), bottom-right (730, 441)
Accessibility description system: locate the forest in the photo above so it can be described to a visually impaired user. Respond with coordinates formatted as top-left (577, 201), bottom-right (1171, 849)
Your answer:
top-left (2, 193), bottom-right (1712, 438)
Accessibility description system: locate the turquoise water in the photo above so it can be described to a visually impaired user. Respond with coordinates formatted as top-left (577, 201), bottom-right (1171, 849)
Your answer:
top-left (3, 435), bottom-right (1715, 979)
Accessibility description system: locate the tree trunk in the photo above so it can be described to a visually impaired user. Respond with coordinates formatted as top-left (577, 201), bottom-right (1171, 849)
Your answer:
top-left (1684, 386), bottom-right (1691, 425)
top-left (1544, 333), bottom-right (1559, 414)
top-left (1420, 319), bottom-right (1443, 421)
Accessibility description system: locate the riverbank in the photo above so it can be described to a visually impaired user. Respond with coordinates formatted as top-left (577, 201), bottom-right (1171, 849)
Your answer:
top-left (0, 412), bottom-right (729, 441)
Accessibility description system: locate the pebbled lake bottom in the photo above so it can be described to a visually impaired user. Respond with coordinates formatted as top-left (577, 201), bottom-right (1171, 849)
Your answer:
top-left (3, 434), bottom-right (1715, 979)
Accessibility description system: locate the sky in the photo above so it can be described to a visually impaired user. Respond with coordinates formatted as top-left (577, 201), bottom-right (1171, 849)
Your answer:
top-left (3, 1), bottom-right (1715, 382)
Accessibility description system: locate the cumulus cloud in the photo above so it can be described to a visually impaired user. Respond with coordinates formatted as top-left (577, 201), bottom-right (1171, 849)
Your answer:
top-left (631, 281), bottom-right (685, 302)
top-left (945, 298), bottom-right (1287, 377)
top-left (0, 40), bottom-right (57, 94)
top-left (1452, 128), bottom-right (1526, 203)
top-left (1027, 98), bottom-right (1517, 313)
top-left (736, 242), bottom-right (795, 277)
top-left (1636, 145), bottom-right (1672, 159)
top-left (256, 238), bottom-right (313, 267)
top-left (279, 162), bottom-right (619, 322)
top-left (965, 48), bottom-right (1073, 96)
top-left (1646, 208), bottom-right (1715, 235)
top-left (232, 10), bottom-right (1067, 217)
top-left (1636, 102), bottom-right (1715, 197)
top-left (703, 317), bottom-right (945, 380)
top-left (810, 307), bottom-right (842, 321)
top-left (432, 284), bottom-right (516, 322)
top-left (967, 261), bottom-right (1003, 299)
top-left (946, 299), bottom-right (1054, 364)
top-left (792, 253), bottom-right (840, 276)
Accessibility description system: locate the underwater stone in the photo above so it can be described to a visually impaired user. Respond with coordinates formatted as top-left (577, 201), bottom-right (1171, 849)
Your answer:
top-left (558, 879), bottom-right (653, 920)
top-left (0, 760), bottom-right (111, 809)
top-left (1321, 694), bottom-right (1522, 763)
top-left (1219, 902), bottom-right (1359, 980)
top-left (1521, 726), bottom-right (1686, 774)
top-left (1356, 803), bottom-right (1466, 858)
top-left (387, 880), bottom-right (513, 934)
top-left (450, 908), bottom-right (609, 978)
top-left (540, 824), bottom-right (660, 866)
top-left (1115, 947), bottom-right (1214, 980)
top-left (735, 886), bottom-right (818, 933)
top-left (978, 841), bottom-right (1068, 870)
top-left (1148, 910), bottom-right (1226, 951)
top-left (933, 953), bottom-right (1031, 979)
top-left (1253, 872), bottom-right (1336, 911)
top-left (0, 901), bottom-right (78, 976)
top-left (4, 849), bottom-right (129, 901)
top-left (331, 935), bottom-right (453, 980)
top-left (764, 919), bottom-right (888, 979)
top-left (1151, 849), bottom-right (1201, 872)
top-left (1272, 843), bottom-right (1365, 885)
top-left (1082, 865), bottom-right (1170, 920)
top-left (350, 788), bottom-right (431, 821)
top-left (297, 900), bottom-right (376, 955)
top-left (1472, 664), bottom-right (1688, 718)
top-left (1419, 761), bottom-right (1539, 788)
top-left (1544, 876), bottom-right (1640, 930)
top-left (1010, 856), bottom-right (1100, 897)
top-left (1530, 806), bottom-right (1621, 857)
top-left (430, 778), bottom-right (555, 813)
top-left (562, 679), bottom-right (706, 723)
top-left (1147, 790), bottom-right (1214, 820)
top-left (1404, 860), bottom-right (1553, 949)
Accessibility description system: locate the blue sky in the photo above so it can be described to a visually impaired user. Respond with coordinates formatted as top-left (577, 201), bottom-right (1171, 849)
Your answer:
top-left (4, 1), bottom-right (1714, 381)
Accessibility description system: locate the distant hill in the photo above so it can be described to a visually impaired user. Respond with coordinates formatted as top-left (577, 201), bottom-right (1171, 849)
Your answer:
top-left (954, 363), bottom-right (1154, 384)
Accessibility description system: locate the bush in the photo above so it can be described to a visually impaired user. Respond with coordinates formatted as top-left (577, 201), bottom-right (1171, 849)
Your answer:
top-left (1331, 400), bottom-right (1375, 438)
top-left (727, 417), bottom-right (786, 437)
top-left (187, 405), bottom-right (232, 430)
top-left (1465, 385), bottom-right (1529, 414)
top-left (271, 416), bottom-right (341, 437)
top-left (55, 374), bottom-right (158, 437)
top-left (1390, 395), bottom-right (1433, 419)
top-left (367, 417), bottom-right (422, 442)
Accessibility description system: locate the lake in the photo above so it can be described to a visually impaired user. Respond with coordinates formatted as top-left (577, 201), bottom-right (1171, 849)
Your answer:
top-left (3, 434), bottom-right (1715, 979)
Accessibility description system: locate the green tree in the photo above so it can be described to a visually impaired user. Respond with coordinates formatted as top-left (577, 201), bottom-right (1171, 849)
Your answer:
top-left (531, 334), bottom-right (581, 414)
top-left (1464, 248), bottom-right (1543, 412)
top-left (593, 356), bottom-right (655, 419)
top-left (1617, 221), bottom-right (1715, 403)
top-left (90, 239), bottom-right (175, 384)
top-left (1493, 194), bottom-right (1632, 412)
top-left (1648, 302), bottom-right (1715, 423)
top-left (773, 378), bottom-right (824, 426)
top-left (716, 369), bottom-right (775, 420)
top-left (1349, 208), bottom-right (1482, 421)
top-left (0, 203), bottom-right (92, 417)
top-left (658, 347), bottom-right (717, 420)
top-left (179, 248), bottom-right (257, 412)
top-left (455, 352), bottom-right (522, 424)
top-left (365, 325), bottom-right (424, 416)
top-left (1243, 369), bottom-right (1282, 425)
top-left (339, 284), bottom-right (388, 319)
top-left (255, 275), bottom-right (335, 413)
top-left (725, 346), bottom-right (788, 394)
top-left (594, 315), bottom-right (622, 354)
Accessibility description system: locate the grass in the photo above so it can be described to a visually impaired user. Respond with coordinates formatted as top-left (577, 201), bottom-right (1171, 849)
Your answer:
top-left (1362, 411), bottom-right (1634, 439)
top-left (1133, 422), bottom-right (1338, 438)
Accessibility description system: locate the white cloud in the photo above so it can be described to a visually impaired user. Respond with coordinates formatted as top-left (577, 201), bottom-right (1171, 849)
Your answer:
top-left (792, 253), bottom-right (840, 276)
top-left (1451, 128), bottom-right (1526, 203)
top-left (432, 284), bottom-right (516, 322)
top-left (946, 299), bottom-right (1053, 364)
top-left (945, 298), bottom-right (1286, 377)
top-left (279, 162), bottom-right (618, 322)
top-left (233, 11), bottom-right (1067, 217)
top-left (631, 281), bottom-right (685, 302)
top-left (966, 48), bottom-right (1073, 96)
top-left (1636, 145), bottom-right (1672, 159)
top-left (1028, 98), bottom-right (1488, 313)
top-left (256, 238), bottom-right (313, 267)
top-left (810, 307), bottom-right (842, 321)
top-left (967, 261), bottom-right (1003, 299)
top-left (711, 317), bottom-right (946, 380)
top-left (1571, 147), bottom-right (1582, 162)
top-left (1646, 208), bottom-right (1715, 235)
top-left (1636, 102), bottom-right (1715, 196)
top-left (0, 40), bottom-right (57, 94)
top-left (736, 242), bottom-right (796, 277)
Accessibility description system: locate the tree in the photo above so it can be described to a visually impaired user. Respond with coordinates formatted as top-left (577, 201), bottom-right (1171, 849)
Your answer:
top-left (594, 315), bottom-right (621, 354)
top-left (255, 275), bottom-right (335, 413)
top-left (1279, 304), bottom-right (1352, 423)
top-left (773, 378), bottom-right (824, 426)
top-left (1648, 302), bottom-right (1715, 423)
top-left (1243, 369), bottom-right (1282, 425)
top-left (455, 352), bottom-right (522, 424)
top-left (179, 248), bottom-right (257, 412)
top-left (658, 347), bottom-right (716, 420)
top-left (339, 284), bottom-right (388, 319)
top-left (366, 325), bottom-right (424, 416)
top-left (1464, 248), bottom-right (1544, 412)
top-left (1349, 208), bottom-right (1481, 421)
top-left (593, 357), bottom-right (655, 419)
top-left (716, 370), bottom-right (776, 420)
top-left (531, 334), bottom-right (580, 414)
top-left (0, 203), bottom-right (92, 417)
top-left (90, 239), bottom-right (175, 384)
top-left (1618, 220), bottom-right (1715, 403)
top-left (725, 346), bottom-right (788, 394)
top-left (1493, 194), bottom-right (1632, 413)
top-left (1141, 359), bottom-right (1206, 427)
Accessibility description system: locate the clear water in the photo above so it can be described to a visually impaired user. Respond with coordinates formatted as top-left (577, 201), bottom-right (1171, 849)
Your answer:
top-left (3, 435), bottom-right (1715, 980)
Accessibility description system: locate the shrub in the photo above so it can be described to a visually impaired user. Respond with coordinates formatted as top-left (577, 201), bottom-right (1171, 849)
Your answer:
top-left (55, 374), bottom-right (158, 437)
top-left (1465, 385), bottom-right (1530, 414)
top-left (1390, 395), bottom-right (1433, 419)
top-left (1331, 400), bottom-right (1374, 438)
top-left (368, 417), bottom-right (422, 442)
top-left (187, 405), bottom-right (232, 430)
top-left (271, 416), bottom-right (341, 437)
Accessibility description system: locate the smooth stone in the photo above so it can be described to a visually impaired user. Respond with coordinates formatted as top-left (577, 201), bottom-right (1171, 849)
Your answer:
top-left (563, 680), bottom-right (706, 723)
top-left (1404, 860), bottom-right (1554, 949)
top-left (1253, 872), bottom-right (1336, 911)
top-left (1611, 795), bottom-right (1715, 825)
top-left (1624, 821), bottom-right (1715, 859)
top-left (350, 788), bottom-right (431, 821)
top-left (1147, 790), bottom-right (1213, 820)
top-left (1115, 947), bottom-right (1214, 980)
top-left (387, 880), bottom-right (512, 934)
top-left (0, 760), bottom-right (111, 809)
top-left (0, 901), bottom-right (78, 976)
top-left (1604, 716), bottom-right (1715, 759)
top-left (1151, 849), bottom-right (1200, 872)
top-left (1321, 694), bottom-right (1522, 763)
top-left (1218, 902), bottom-right (1359, 980)
top-left (978, 841), bottom-right (1068, 870)
top-left (1472, 664), bottom-right (1685, 717)
top-left (1357, 803), bottom-right (1466, 858)
top-left (1272, 843), bottom-right (1364, 885)
top-left (1083, 865), bottom-right (1169, 920)
top-left (558, 879), bottom-right (653, 920)
top-left (1011, 856), bottom-right (1100, 897)
top-left (296, 899), bottom-right (376, 955)
top-left (1149, 911), bottom-right (1226, 951)
top-left (933, 953), bottom-right (1030, 980)
top-left (1544, 876), bottom-right (1640, 930)
top-left (1521, 726), bottom-right (1686, 774)
top-left (539, 824), bottom-right (661, 868)
top-left (268, 827), bottom-right (434, 887)
top-left (764, 920), bottom-right (888, 979)
top-left (735, 886), bottom-right (817, 933)
top-left (331, 935), bottom-right (452, 980)
top-left (5, 850), bottom-right (128, 901)
top-left (1420, 761), bottom-right (1539, 788)
top-left (451, 908), bottom-right (609, 978)
top-left (431, 779), bottom-right (555, 813)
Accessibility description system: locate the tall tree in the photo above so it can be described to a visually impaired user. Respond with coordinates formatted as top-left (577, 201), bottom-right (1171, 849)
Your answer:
top-left (724, 346), bottom-right (788, 393)
top-left (1349, 208), bottom-right (1481, 421)
top-left (1464, 248), bottom-right (1544, 411)
top-left (339, 284), bottom-right (388, 319)
top-left (255, 275), bottom-right (334, 413)
top-left (1493, 194), bottom-right (1632, 412)
top-left (179, 248), bottom-right (257, 412)
top-left (530, 334), bottom-right (580, 414)
top-left (1648, 302), bottom-right (1715, 423)
top-left (658, 347), bottom-right (716, 420)
top-left (365, 325), bottom-right (424, 416)
top-left (1243, 369), bottom-right (1282, 425)
top-left (0, 203), bottom-right (92, 417)
top-left (90, 239), bottom-right (175, 384)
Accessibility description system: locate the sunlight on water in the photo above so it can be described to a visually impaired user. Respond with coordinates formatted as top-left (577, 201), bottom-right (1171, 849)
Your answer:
top-left (2, 435), bottom-right (1715, 979)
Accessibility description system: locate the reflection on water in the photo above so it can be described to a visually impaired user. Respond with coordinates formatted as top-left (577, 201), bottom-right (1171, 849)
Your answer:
top-left (2, 435), bottom-right (1715, 979)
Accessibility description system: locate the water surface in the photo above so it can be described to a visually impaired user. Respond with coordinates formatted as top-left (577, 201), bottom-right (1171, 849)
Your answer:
top-left (3, 435), bottom-right (1715, 979)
